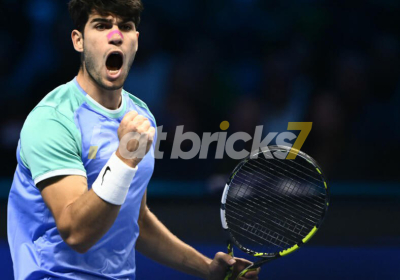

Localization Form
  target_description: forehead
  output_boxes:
[87,10,133,23]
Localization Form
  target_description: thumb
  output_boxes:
[214,252,236,267]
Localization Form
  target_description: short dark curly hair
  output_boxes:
[68,0,144,33]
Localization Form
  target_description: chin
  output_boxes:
[92,77,117,90]
[103,80,124,91]
[101,74,127,90]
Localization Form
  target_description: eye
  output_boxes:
[120,24,133,31]
[95,24,106,31]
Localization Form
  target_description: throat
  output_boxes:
[76,72,123,110]
[92,93,122,111]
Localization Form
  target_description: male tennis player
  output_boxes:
[7,1,260,279]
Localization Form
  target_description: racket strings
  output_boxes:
[228,178,318,234]
[227,213,289,252]
[226,194,306,252]
[255,159,326,202]
[230,194,304,238]
[227,179,316,245]
[238,168,324,216]
[260,151,322,181]
[240,159,326,217]
[227,214,288,249]
[227,199,303,242]
[252,158,326,198]
[243,161,326,205]
[225,155,327,254]
[228,179,317,229]
[236,169,323,218]
[228,218,288,252]
[254,158,325,192]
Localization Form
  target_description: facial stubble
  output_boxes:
[82,43,136,91]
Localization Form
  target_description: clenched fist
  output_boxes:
[116,110,156,168]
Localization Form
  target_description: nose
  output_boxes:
[107,29,124,45]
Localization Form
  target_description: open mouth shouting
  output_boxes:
[105,51,124,80]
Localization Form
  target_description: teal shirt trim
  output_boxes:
[72,78,127,119]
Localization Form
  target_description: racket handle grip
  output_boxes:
[224,267,234,280]
[236,267,258,279]
[224,242,234,280]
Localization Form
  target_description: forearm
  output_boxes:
[58,151,139,252]
[136,208,212,279]
[58,189,120,253]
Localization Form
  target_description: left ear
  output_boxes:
[135,31,139,52]
[72,29,84,53]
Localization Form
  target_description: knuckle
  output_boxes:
[124,110,137,119]
[135,114,145,120]
[128,123,138,131]
[133,117,145,125]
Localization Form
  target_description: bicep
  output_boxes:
[38,175,88,223]
[20,108,88,227]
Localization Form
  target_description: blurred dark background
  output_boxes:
[0,0,399,279]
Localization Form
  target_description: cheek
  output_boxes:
[128,34,138,48]
[85,34,105,51]
[125,39,138,60]
[85,39,104,61]
[132,42,138,52]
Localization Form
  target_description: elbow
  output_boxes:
[56,206,96,254]
[59,227,93,254]
[64,234,93,254]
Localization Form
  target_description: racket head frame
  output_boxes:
[220,145,330,261]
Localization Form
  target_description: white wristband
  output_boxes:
[92,152,138,205]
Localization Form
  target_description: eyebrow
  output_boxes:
[90,18,134,25]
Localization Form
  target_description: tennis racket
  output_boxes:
[220,145,329,279]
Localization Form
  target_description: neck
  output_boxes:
[76,68,122,110]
